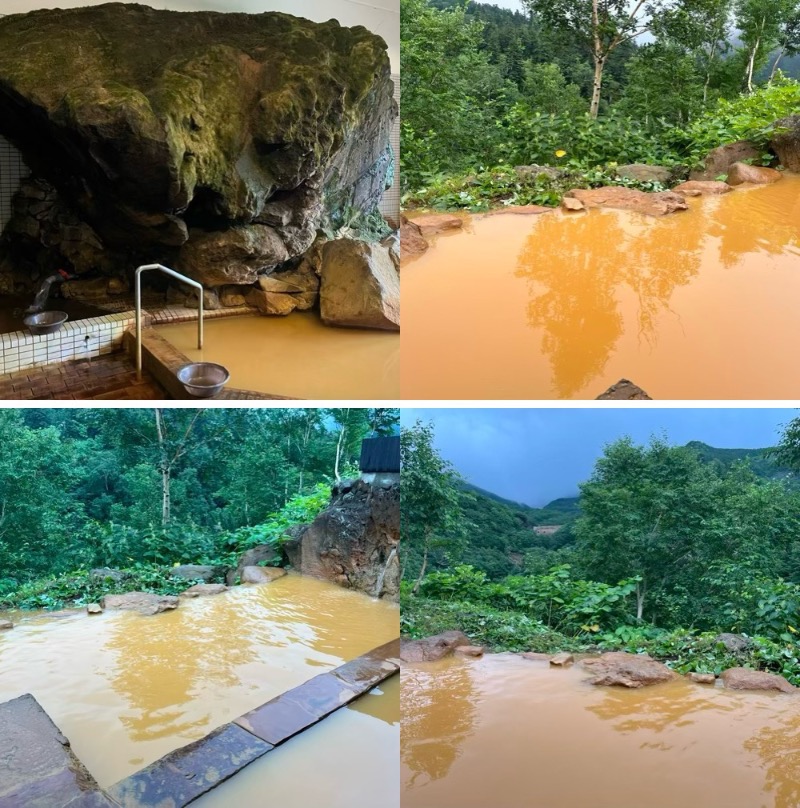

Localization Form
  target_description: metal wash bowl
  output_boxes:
[176,362,230,398]
[23,310,68,335]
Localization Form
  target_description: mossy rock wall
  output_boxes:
[0,3,395,287]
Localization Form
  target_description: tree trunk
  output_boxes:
[160,466,171,527]
[334,417,348,482]
[590,55,605,119]
[703,41,718,105]
[412,540,429,595]
[635,582,646,622]
[770,46,786,80]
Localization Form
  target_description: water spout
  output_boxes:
[374,546,397,599]
[26,269,73,313]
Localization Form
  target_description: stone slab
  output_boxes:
[332,655,399,690]
[235,672,360,746]
[0,694,109,808]
[106,723,272,808]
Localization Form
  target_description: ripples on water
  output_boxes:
[0,574,398,787]
[401,654,800,808]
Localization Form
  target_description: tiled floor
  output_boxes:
[0,354,170,400]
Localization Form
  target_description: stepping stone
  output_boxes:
[107,723,272,808]
[331,654,398,690]
[235,672,360,746]
[0,693,110,808]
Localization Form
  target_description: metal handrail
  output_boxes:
[135,263,203,381]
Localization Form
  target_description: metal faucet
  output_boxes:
[26,269,74,313]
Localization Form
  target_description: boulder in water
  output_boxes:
[86,604,103,615]
[726,163,782,185]
[100,592,179,615]
[690,141,762,181]
[455,645,485,657]
[0,620,12,630]
[687,672,716,684]
[239,566,287,584]
[564,187,687,216]
[673,180,733,196]
[180,583,229,598]
[400,631,472,663]
[549,652,575,667]
[411,213,465,238]
[770,115,800,171]
[284,477,399,601]
[720,667,796,694]
[400,215,429,264]
[319,238,400,331]
[582,652,678,688]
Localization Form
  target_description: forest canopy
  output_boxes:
[401,0,800,206]
[0,408,398,588]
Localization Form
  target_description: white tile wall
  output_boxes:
[0,311,135,374]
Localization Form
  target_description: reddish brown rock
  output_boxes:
[180,583,229,598]
[582,652,679,688]
[596,379,652,400]
[673,180,733,196]
[564,187,688,216]
[687,672,716,684]
[690,141,762,181]
[549,652,574,667]
[454,645,485,657]
[412,213,464,238]
[86,604,103,615]
[400,631,471,663]
[770,115,800,171]
[561,196,585,212]
[400,215,429,264]
[100,592,179,615]
[726,162,782,185]
[720,667,796,694]
[239,566,287,584]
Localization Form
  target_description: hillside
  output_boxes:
[449,440,794,580]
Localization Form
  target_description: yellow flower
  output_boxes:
[555,149,567,158]
[789,625,797,633]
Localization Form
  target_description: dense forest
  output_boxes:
[401,419,800,684]
[0,407,398,609]
[402,0,800,208]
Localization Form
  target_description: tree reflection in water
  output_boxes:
[745,710,800,808]
[515,207,705,397]
[401,659,478,791]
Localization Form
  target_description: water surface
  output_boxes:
[159,312,400,399]
[0,574,398,789]
[402,178,800,399]
[402,653,800,808]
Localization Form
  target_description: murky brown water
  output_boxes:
[158,312,400,399]
[0,575,398,791]
[402,178,800,399]
[197,673,400,808]
[402,653,800,808]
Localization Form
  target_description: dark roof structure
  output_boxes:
[359,436,400,473]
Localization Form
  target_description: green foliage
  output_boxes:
[681,76,800,166]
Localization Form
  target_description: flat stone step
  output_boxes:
[105,724,272,808]
[0,694,114,808]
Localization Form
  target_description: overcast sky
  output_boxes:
[401,409,796,507]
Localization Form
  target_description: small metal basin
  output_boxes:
[23,310,68,335]
[176,362,230,398]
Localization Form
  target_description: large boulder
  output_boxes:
[614,164,672,184]
[769,115,800,171]
[411,213,464,238]
[720,667,796,694]
[284,477,399,601]
[180,583,229,598]
[100,592,179,616]
[399,215,428,264]
[673,180,733,197]
[239,565,287,584]
[726,162,782,185]
[564,187,687,216]
[0,4,395,287]
[400,631,471,663]
[714,633,751,653]
[596,379,652,400]
[582,652,679,688]
[319,238,400,330]
[690,141,762,181]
